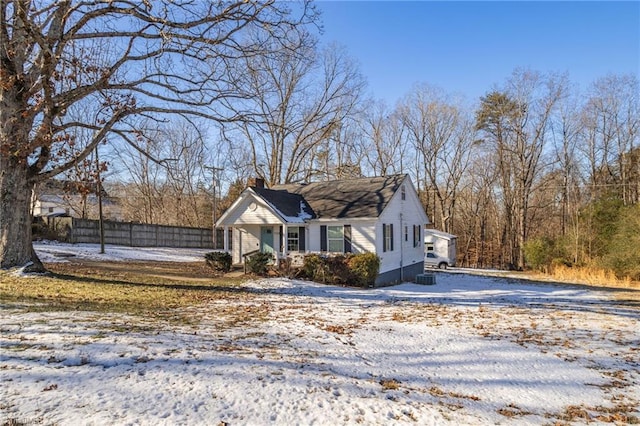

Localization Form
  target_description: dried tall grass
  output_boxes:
[552,265,637,289]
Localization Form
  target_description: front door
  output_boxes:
[260,226,274,254]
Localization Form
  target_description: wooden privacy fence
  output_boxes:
[48,217,215,249]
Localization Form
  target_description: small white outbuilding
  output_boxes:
[424,229,457,267]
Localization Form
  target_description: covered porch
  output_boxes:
[220,223,307,266]
[215,184,314,267]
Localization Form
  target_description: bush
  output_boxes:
[246,251,272,276]
[524,237,554,272]
[204,251,232,273]
[301,252,380,287]
[302,253,330,283]
[599,203,640,281]
[347,253,380,287]
[524,237,569,273]
[325,255,351,285]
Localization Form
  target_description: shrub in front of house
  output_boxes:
[302,253,330,283]
[204,251,232,273]
[246,252,272,276]
[346,252,380,287]
[301,252,380,287]
[325,254,352,285]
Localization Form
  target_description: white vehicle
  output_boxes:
[424,252,451,269]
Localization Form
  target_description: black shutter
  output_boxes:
[344,225,352,253]
[382,224,387,252]
[390,223,394,251]
[279,226,283,253]
[299,227,306,252]
[413,225,417,247]
[320,225,327,252]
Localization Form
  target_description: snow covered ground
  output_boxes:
[2,243,639,425]
[33,240,211,263]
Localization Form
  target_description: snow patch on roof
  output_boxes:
[261,198,313,224]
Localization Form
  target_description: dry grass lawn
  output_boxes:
[0,261,249,322]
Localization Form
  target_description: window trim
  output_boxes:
[327,225,344,253]
[413,225,421,248]
[287,227,299,252]
[383,223,394,252]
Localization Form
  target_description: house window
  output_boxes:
[383,223,394,252]
[48,207,54,213]
[413,225,421,247]
[401,185,406,200]
[404,225,408,242]
[287,227,299,252]
[327,225,344,252]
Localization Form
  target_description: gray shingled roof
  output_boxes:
[269,174,407,219]
[252,187,316,221]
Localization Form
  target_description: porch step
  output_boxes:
[415,273,436,285]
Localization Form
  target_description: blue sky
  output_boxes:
[316,1,640,106]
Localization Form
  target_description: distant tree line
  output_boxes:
[17,2,634,278]
[93,66,637,279]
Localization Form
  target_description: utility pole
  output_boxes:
[205,166,223,249]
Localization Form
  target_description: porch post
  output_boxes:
[281,223,288,266]
[223,226,229,252]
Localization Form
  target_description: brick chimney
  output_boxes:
[249,177,265,188]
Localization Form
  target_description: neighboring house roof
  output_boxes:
[37,195,66,204]
[251,187,316,223]
[424,229,457,240]
[271,174,407,219]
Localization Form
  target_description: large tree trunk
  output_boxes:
[0,160,44,272]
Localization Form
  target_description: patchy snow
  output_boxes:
[2,244,639,425]
[263,199,314,224]
[33,240,211,263]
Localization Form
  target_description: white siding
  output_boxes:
[377,179,429,274]
[232,225,261,264]
[32,200,66,217]
[351,222,376,253]
[306,221,376,253]
[224,196,282,225]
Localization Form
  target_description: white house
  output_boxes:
[32,193,70,217]
[424,228,457,267]
[215,174,429,286]
[32,179,122,220]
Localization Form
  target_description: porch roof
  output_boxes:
[252,187,316,223]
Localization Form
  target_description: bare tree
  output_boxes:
[0,0,317,270]
[476,70,566,269]
[579,74,639,205]
[457,151,500,268]
[301,118,364,181]
[221,40,365,186]
[162,122,211,228]
[111,128,168,225]
[399,84,475,233]
[359,101,407,177]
